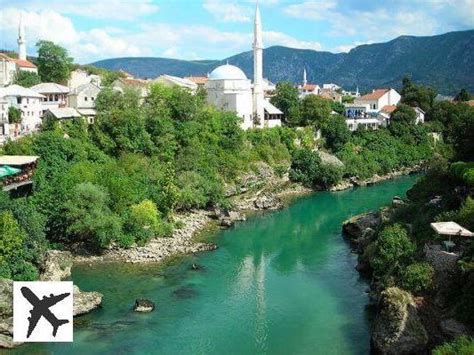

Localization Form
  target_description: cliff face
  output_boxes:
[92,30,474,95]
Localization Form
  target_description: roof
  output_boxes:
[0,155,39,166]
[300,84,318,91]
[47,107,81,119]
[184,76,208,85]
[14,58,37,68]
[70,82,101,95]
[208,64,247,81]
[157,74,197,89]
[263,99,283,115]
[0,85,45,98]
[0,53,14,62]
[115,77,149,87]
[380,105,397,113]
[77,108,97,116]
[413,106,425,114]
[360,89,390,101]
[31,83,69,94]
[466,100,474,107]
[431,222,474,237]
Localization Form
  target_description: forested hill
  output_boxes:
[92,30,474,95]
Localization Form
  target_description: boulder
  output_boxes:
[439,318,468,338]
[392,196,405,207]
[343,212,381,239]
[219,218,234,227]
[254,194,283,210]
[73,286,103,316]
[372,287,428,354]
[317,151,345,168]
[0,279,16,349]
[133,299,155,312]
[40,250,73,281]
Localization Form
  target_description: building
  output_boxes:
[322,83,341,91]
[45,107,82,121]
[155,74,198,92]
[68,82,100,122]
[298,68,320,98]
[67,69,101,91]
[356,88,401,112]
[414,107,425,124]
[0,17,37,87]
[205,4,282,129]
[184,76,208,87]
[112,77,150,98]
[0,85,44,139]
[319,88,342,103]
[31,83,69,115]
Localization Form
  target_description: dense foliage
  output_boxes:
[36,40,73,83]
[13,70,41,88]
[433,336,474,355]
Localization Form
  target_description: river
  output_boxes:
[18,175,418,355]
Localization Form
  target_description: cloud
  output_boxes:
[264,31,322,50]
[203,0,252,22]
[2,0,159,20]
[335,41,373,53]
[284,0,337,19]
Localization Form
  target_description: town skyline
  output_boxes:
[1,0,473,64]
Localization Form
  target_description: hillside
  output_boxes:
[92,30,474,94]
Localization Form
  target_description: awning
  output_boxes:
[263,100,283,115]
[0,165,21,178]
[430,222,474,237]
[0,155,39,166]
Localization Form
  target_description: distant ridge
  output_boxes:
[92,30,474,95]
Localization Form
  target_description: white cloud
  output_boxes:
[284,0,337,20]
[264,31,322,50]
[203,0,252,22]
[4,0,159,21]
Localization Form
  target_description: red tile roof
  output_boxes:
[300,84,318,91]
[360,88,390,101]
[380,105,397,113]
[13,58,37,68]
[184,76,208,85]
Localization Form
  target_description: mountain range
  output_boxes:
[92,30,474,95]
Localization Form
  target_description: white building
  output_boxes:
[355,88,401,112]
[414,107,425,124]
[68,83,100,122]
[0,17,37,87]
[298,68,320,98]
[67,69,101,91]
[323,83,341,91]
[155,74,198,92]
[205,4,282,129]
[0,85,44,139]
[46,107,81,121]
[31,83,69,115]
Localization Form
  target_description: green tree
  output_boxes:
[270,82,301,126]
[331,101,345,115]
[391,104,417,125]
[401,76,437,112]
[13,70,41,87]
[372,224,415,277]
[433,336,474,355]
[36,40,73,83]
[322,115,350,152]
[65,183,122,250]
[401,262,434,293]
[8,106,21,124]
[454,88,471,102]
[300,95,332,127]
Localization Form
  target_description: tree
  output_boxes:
[270,82,301,126]
[65,183,122,250]
[401,262,434,293]
[36,40,73,83]
[322,115,350,152]
[454,88,471,102]
[391,104,417,125]
[300,95,332,127]
[8,106,21,124]
[372,224,415,277]
[331,101,345,115]
[13,70,41,87]
[400,76,437,112]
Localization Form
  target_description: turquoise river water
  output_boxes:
[17,175,418,355]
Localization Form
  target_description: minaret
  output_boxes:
[18,14,27,61]
[253,2,264,128]
[303,67,307,87]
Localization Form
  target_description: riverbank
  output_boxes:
[73,163,423,265]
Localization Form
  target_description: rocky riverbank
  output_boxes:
[0,251,102,348]
[74,162,312,264]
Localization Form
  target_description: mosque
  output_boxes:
[205,4,282,130]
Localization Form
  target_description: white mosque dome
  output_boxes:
[208,64,247,80]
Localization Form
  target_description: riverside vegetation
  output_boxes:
[0,42,471,283]
[341,88,474,351]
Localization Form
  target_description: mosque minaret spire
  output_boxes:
[18,13,27,61]
[253,1,264,128]
[303,67,307,87]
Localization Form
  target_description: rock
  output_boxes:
[372,287,428,354]
[173,286,198,299]
[439,318,468,338]
[73,286,103,316]
[40,250,73,281]
[190,263,204,271]
[0,279,17,349]
[317,150,345,168]
[219,218,234,227]
[254,194,283,210]
[330,180,353,191]
[392,196,405,207]
[133,299,155,313]
[343,212,381,240]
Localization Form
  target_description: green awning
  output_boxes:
[0,165,21,178]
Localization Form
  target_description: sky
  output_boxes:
[1,0,473,64]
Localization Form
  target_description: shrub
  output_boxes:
[126,200,162,245]
[372,224,416,278]
[401,262,434,293]
[433,336,474,355]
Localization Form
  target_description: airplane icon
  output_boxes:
[20,286,70,338]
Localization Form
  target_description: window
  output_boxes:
[55,94,59,101]
[84,97,88,101]
[91,97,95,101]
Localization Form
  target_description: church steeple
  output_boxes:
[253,1,264,128]
[18,13,27,61]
